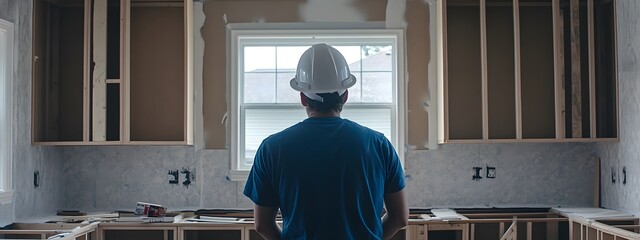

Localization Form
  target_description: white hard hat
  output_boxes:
[290,43,357,102]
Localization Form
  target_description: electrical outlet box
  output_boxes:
[472,167,483,181]
[486,166,496,178]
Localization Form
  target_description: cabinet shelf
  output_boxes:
[437,0,618,144]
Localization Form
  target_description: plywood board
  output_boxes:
[129,6,184,141]
[447,4,483,140]
[487,0,516,139]
[520,5,556,139]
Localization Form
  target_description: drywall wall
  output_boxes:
[202,0,430,149]
[61,143,596,210]
[0,0,65,224]
[597,0,640,215]
[53,0,596,212]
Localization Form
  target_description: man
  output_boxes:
[243,43,408,240]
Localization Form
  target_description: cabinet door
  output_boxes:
[33,0,87,143]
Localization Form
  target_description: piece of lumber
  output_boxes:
[92,0,107,141]
[570,0,582,138]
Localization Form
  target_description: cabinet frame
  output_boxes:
[437,0,619,144]
[31,0,193,146]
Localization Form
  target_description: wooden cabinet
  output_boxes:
[437,0,618,143]
[32,0,193,145]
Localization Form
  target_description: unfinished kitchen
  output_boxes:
[0,0,637,239]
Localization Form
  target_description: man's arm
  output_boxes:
[382,189,409,240]
[254,204,282,240]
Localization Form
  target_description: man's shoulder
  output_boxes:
[342,119,386,138]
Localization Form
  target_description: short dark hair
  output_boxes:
[303,92,347,113]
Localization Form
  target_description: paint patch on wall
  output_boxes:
[299,0,367,22]
[385,0,407,28]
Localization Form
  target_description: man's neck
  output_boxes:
[307,110,340,118]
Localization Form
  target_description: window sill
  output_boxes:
[0,190,14,205]
[228,170,249,182]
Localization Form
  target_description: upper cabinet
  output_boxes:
[32,0,193,145]
[437,0,618,143]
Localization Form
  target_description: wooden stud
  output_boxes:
[92,0,107,141]
[124,0,131,143]
[548,215,560,240]
[553,0,566,139]
[83,0,91,142]
[570,220,575,240]
[527,222,533,240]
[588,0,596,138]
[440,0,450,143]
[513,0,523,139]
[463,223,469,240]
[470,223,475,240]
[570,0,582,138]
[480,0,489,140]
[185,0,194,145]
[105,79,121,84]
[120,0,126,143]
[613,0,620,139]
[30,0,38,143]
[500,222,505,236]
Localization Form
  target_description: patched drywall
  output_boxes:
[407,143,596,207]
[0,0,65,224]
[300,0,367,22]
[61,143,595,210]
[596,0,640,215]
[200,0,437,149]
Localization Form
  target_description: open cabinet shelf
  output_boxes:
[438,0,618,143]
[32,0,193,146]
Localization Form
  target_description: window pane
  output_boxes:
[243,107,392,169]
[243,108,307,168]
[362,72,393,103]
[244,46,275,72]
[276,46,308,70]
[335,46,362,71]
[362,46,392,71]
[342,108,392,141]
[276,72,299,103]
[348,71,362,103]
[244,72,276,103]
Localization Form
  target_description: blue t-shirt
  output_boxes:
[243,117,405,240]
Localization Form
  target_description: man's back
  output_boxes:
[244,117,405,240]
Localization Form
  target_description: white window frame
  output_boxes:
[0,18,14,204]
[228,26,406,181]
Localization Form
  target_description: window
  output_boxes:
[229,29,405,180]
[0,18,14,204]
